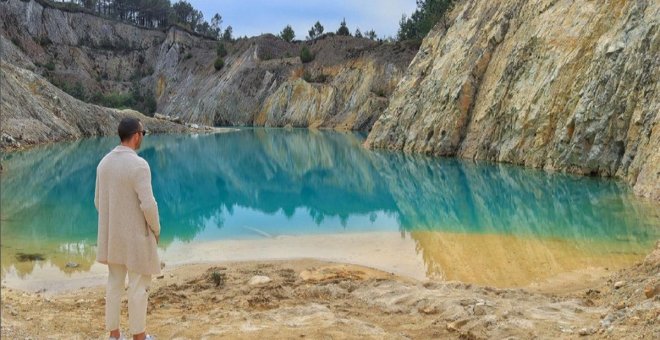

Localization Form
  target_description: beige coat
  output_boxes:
[95,145,161,275]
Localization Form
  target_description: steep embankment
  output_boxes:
[167,34,416,130]
[0,0,416,139]
[366,0,659,200]
[0,45,186,150]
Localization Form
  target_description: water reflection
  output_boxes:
[1,129,658,285]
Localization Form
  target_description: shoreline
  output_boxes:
[1,243,658,338]
[0,126,238,154]
[2,231,652,296]
[2,128,658,202]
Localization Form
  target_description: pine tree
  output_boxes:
[336,18,350,36]
[280,25,295,42]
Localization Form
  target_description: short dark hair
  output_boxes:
[118,117,142,141]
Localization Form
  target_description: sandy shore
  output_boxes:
[2,231,647,295]
[2,241,659,339]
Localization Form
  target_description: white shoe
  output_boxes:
[145,335,156,340]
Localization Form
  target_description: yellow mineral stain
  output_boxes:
[410,231,647,288]
[156,74,166,98]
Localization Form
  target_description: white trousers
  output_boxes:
[106,264,152,335]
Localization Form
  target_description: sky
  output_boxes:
[187,0,418,40]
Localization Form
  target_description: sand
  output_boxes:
[2,231,648,294]
[2,241,659,339]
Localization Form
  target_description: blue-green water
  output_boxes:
[1,129,659,286]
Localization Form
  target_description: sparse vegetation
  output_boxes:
[10,37,21,49]
[67,81,87,100]
[336,18,351,36]
[300,46,314,63]
[210,270,226,287]
[280,25,295,42]
[214,57,225,70]
[216,43,228,57]
[302,71,329,83]
[46,75,157,114]
[34,36,52,46]
[91,92,132,109]
[98,37,114,50]
[307,21,324,40]
[398,0,456,41]
[222,26,233,42]
[44,60,56,71]
[373,87,387,97]
[30,0,227,39]
[185,52,193,60]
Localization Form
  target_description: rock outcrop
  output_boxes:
[0,0,416,133]
[366,0,659,200]
[0,50,186,150]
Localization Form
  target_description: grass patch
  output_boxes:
[210,271,226,287]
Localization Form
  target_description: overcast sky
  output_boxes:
[187,0,418,39]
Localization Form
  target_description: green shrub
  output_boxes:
[214,57,225,70]
[49,78,87,101]
[92,92,134,109]
[68,82,87,100]
[185,52,193,60]
[98,37,114,50]
[45,60,56,71]
[300,46,314,63]
[210,271,226,287]
[302,71,328,83]
[90,89,156,114]
[216,43,228,57]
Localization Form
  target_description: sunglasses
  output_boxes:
[135,130,147,136]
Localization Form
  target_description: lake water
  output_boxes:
[1,129,659,290]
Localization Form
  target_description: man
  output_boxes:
[95,117,160,340]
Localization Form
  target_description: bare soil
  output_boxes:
[1,243,658,339]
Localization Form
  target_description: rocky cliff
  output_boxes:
[366,0,659,200]
[0,53,186,150]
[0,0,416,135]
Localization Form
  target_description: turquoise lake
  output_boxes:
[1,129,659,289]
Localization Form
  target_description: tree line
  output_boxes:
[49,0,230,39]
[278,19,378,43]
[279,0,456,45]
[397,0,456,41]
[48,0,455,44]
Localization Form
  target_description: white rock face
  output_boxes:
[366,0,659,200]
[0,60,186,149]
[0,0,415,132]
